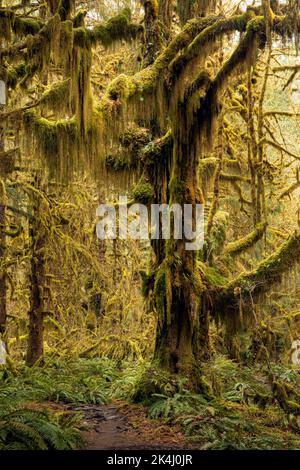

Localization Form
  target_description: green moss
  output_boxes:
[141,131,172,166]
[154,267,167,315]
[198,262,228,287]
[23,110,78,180]
[168,177,186,203]
[105,153,132,171]
[131,179,154,204]
[73,9,142,49]
[102,14,221,107]
[224,222,267,257]
[13,17,43,37]
[39,79,71,111]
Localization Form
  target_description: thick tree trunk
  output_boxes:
[152,97,207,380]
[26,191,46,367]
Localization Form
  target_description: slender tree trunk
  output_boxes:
[142,0,161,66]
[0,121,6,336]
[159,0,173,40]
[0,182,6,336]
[26,184,46,366]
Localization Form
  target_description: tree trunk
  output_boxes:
[159,0,173,40]
[142,1,161,66]
[0,186,6,336]
[0,128,6,336]
[151,95,207,381]
[26,187,46,367]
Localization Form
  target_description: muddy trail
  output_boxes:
[63,402,190,450]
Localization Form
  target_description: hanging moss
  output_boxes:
[6,62,27,89]
[70,36,93,136]
[224,222,267,257]
[102,14,220,108]
[59,20,73,72]
[26,14,61,74]
[39,79,71,112]
[23,110,78,180]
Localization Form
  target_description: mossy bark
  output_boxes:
[26,187,46,367]
[142,0,161,66]
[0,182,6,336]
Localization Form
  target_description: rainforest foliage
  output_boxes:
[0,0,300,450]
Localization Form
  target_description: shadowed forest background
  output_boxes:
[1,0,300,450]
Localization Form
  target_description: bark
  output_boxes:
[0,185,6,336]
[142,0,161,66]
[26,186,46,366]
[151,79,207,380]
[159,0,173,39]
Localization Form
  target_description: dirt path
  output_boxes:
[63,402,189,450]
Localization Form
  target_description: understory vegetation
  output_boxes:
[1,356,300,449]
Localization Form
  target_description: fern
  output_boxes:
[0,407,82,450]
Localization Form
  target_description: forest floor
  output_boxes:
[50,401,189,450]
[82,402,188,450]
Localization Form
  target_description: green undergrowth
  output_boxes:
[0,358,119,449]
[0,407,81,450]
[111,357,300,449]
[0,358,118,407]
[1,356,300,449]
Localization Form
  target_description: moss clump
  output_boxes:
[121,125,150,150]
[198,262,228,287]
[105,74,137,102]
[6,62,27,89]
[131,179,154,204]
[141,131,172,166]
[73,9,142,50]
[13,17,43,37]
[92,8,142,46]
